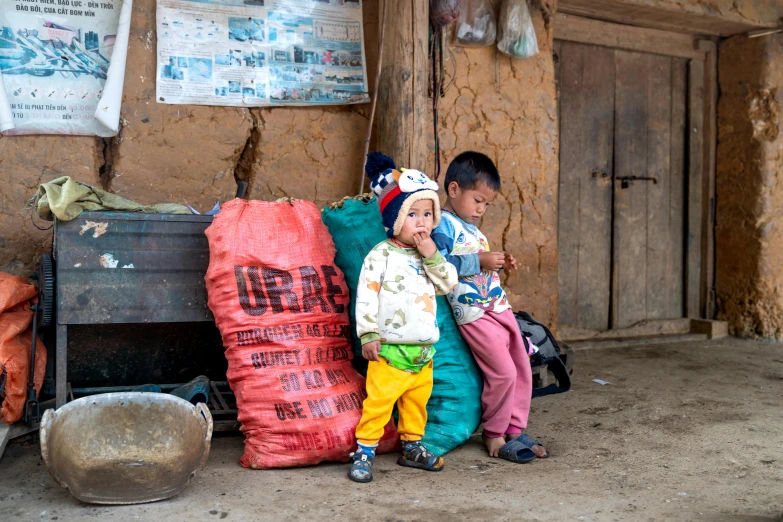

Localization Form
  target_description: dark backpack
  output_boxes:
[514,311,572,397]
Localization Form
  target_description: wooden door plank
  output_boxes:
[556,41,579,328]
[701,40,718,319]
[669,58,688,318]
[612,50,649,329]
[575,46,615,331]
[686,59,705,318]
[645,54,673,319]
[555,13,706,60]
[557,42,615,330]
[554,41,562,130]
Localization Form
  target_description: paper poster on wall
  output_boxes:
[0,0,131,136]
[155,0,369,107]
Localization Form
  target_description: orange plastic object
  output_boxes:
[0,272,46,424]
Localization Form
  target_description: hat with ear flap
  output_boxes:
[365,152,441,238]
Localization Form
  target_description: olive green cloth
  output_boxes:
[29,176,190,221]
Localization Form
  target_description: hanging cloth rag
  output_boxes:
[28,176,191,222]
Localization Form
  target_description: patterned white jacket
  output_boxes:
[355,239,458,346]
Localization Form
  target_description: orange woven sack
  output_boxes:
[0,273,46,424]
[205,199,398,469]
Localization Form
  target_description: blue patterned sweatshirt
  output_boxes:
[431,210,511,325]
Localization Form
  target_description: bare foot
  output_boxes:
[482,434,506,457]
[531,443,547,457]
[525,433,549,457]
[508,432,549,458]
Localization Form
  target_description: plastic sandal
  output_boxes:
[397,442,444,471]
[515,434,550,458]
[498,438,536,463]
[169,375,210,405]
[348,452,374,483]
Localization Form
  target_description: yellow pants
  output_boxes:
[356,357,433,446]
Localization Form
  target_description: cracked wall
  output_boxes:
[429,1,559,327]
[716,33,783,338]
[241,105,371,207]
[0,136,99,275]
[0,0,379,277]
[108,0,255,209]
[97,0,382,209]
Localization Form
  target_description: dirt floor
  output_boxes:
[2,336,783,521]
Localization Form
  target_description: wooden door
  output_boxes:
[556,41,688,331]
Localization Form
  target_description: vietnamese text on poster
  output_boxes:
[0,0,131,135]
[155,0,369,107]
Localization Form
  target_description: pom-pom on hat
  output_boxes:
[365,152,441,238]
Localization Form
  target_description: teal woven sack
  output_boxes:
[322,196,483,456]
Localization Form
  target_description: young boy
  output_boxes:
[432,151,549,463]
[349,153,458,483]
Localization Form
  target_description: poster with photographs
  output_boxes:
[0,0,131,135]
[155,0,369,107]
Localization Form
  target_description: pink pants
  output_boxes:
[459,309,532,439]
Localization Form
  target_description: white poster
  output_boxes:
[155,0,369,106]
[0,0,131,136]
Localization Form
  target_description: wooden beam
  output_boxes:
[555,13,705,60]
[375,0,430,169]
[411,0,429,169]
[557,0,778,37]
[685,59,705,319]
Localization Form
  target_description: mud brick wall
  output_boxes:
[0,0,379,274]
[0,136,100,275]
[0,0,561,326]
[429,3,559,326]
[716,33,783,338]
[109,0,382,209]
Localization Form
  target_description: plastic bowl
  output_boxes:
[40,392,213,504]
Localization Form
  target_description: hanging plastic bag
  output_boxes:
[497,0,539,58]
[430,0,462,28]
[453,0,496,47]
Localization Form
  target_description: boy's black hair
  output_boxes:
[444,151,501,191]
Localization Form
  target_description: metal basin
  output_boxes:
[40,393,213,504]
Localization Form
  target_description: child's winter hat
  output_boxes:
[365,152,441,238]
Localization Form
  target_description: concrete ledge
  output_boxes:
[560,319,730,350]
[559,318,691,342]
[565,333,709,351]
[690,319,729,339]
